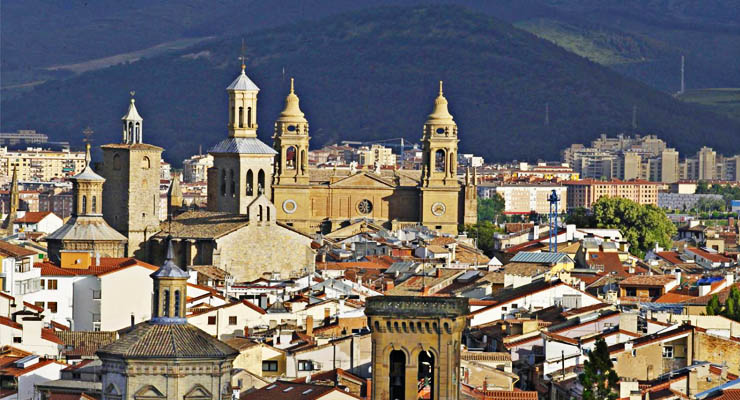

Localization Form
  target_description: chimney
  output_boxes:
[95,252,100,266]
[726,272,735,286]
[436,268,442,278]
[243,326,250,337]
[698,283,711,297]
[306,315,314,337]
[384,280,394,292]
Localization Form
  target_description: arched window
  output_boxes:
[435,149,446,172]
[174,290,181,317]
[258,170,265,195]
[246,170,254,196]
[135,123,141,142]
[163,289,170,317]
[230,102,234,125]
[286,146,297,169]
[141,156,151,169]
[300,149,307,172]
[113,153,121,170]
[258,205,263,221]
[389,350,406,400]
[418,351,434,399]
[92,196,97,213]
[247,107,252,128]
[229,169,235,196]
[266,206,270,221]
[238,106,244,128]
[81,195,87,214]
[221,169,226,196]
[128,122,133,139]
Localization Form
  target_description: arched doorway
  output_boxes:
[389,350,406,400]
[418,350,434,399]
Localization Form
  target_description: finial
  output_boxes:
[165,234,174,261]
[129,90,135,103]
[439,80,444,96]
[290,77,295,94]
[239,38,247,71]
[85,143,91,165]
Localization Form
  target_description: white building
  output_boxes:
[479,184,567,215]
[0,353,66,400]
[0,242,40,300]
[182,154,213,183]
[358,145,396,167]
[12,211,63,235]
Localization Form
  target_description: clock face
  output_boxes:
[282,199,297,214]
[432,202,446,216]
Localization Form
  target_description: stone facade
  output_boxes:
[366,296,469,400]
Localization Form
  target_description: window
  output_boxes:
[662,345,673,358]
[40,280,45,289]
[239,106,244,128]
[208,316,216,325]
[258,170,265,195]
[34,301,44,309]
[286,146,297,169]
[262,361,278,372]
[13,337,21,343]
[246,170,254,196]
[229,316,237,325]
[48,302,58,313]
[163,289,170,317]
[626,288,637,297]
[92,196,97,213]
[92,290,101,299]
[174,290,181,317]
[435,149,446,172]
[298,360,314,371]
[48,279,58,290]
[81,195,87,214]
[247,107,252,128]
[141,156,151,169]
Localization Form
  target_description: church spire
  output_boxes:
[121,91,143,144]
[426,80,454,125]
[277,78,307,122]
[226,57,260,138]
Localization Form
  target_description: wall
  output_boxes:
[99,265,153,331]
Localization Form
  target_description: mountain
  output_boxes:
[2,6,740,165]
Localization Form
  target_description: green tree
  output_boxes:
[706,294,722,316]
[463,221,503,256]
[722,286,740,322]
[565,207,595,227]
[592,197,676,258]
[579,338,619,400]
[478,195,505,223]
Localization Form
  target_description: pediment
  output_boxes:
[105,383,121,395]
[330,172,395,189]
[184,384,212,399]
[134,385,165,399]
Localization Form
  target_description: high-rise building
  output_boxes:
[563,179,659,209]
[698,146,716,180]
[182,154,213,183]
[0,146,85,181]
[358,144,396,167]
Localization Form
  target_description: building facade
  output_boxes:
[0,146,85,181]
[563,179,659,209]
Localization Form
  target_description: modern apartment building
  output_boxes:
[358,144,396,167]
[479,183,567,214]
[563,179,659,209]
[0,147,85,181]
[182,154,213,183]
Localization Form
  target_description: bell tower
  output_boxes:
[366,296,468,400]
[274,78,310,185]
[100,93,163,259]
[207,61,277,215]
[420,81,460,234]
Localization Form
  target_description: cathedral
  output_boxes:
[210,64,477,236]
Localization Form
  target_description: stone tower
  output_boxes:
[100,95,164,259]
[272,78,312,230]
[46,145,127,263]
[459,167,478,226]
[4,167,19,235]
[366,296,468,400]
[420,81,461,234]
[207,63,277,214]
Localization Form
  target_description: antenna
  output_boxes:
[545,102,550,127]
[680,55,685,94]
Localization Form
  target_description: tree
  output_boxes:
[462,221,503,256]
[478,195,505,223]
[579,338,619,400]
[565,207,595,227]
[592,197,676,258]
[706,294,722,316]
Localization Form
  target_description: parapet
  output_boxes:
[365,296,469,318]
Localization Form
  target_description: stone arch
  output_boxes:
[285,146,297,169]
[239,106,244,128]
[258,169,265,194]
[113,153,121,170]
[435,149,446,172]
[141,156,151,169]
[246,170,254,196]
[382,343,411,362]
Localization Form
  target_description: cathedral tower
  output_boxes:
[100,94,164,259]
[272,78,312,230]
[366,296,468,400]
[420,82,461,234]
[208,63,277,214]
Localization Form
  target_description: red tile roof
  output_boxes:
[35,258,157,277]
[687,247,732,263]
[0,356,63,377]
[656,251,685,265]
[0,241,38,257]
[14,211,55,224]
[708,389,740,400]
[619,275,676,287]
[239,381,356,400]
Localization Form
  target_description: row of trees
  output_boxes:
[696,181,740,207]
[706,286,740,322]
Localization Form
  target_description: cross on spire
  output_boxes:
[238,38,248,71]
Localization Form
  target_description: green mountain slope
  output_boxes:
[2,6,739,165]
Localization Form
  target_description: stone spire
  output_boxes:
[277,78,307,123]
[426,81,455,125]
[121,92,143,144]
[150,237,189,324]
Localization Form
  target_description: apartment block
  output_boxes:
[0,147,85,181]
[563,179,659,209]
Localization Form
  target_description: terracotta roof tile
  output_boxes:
[619,275,676,287]
[14,211,55,224]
